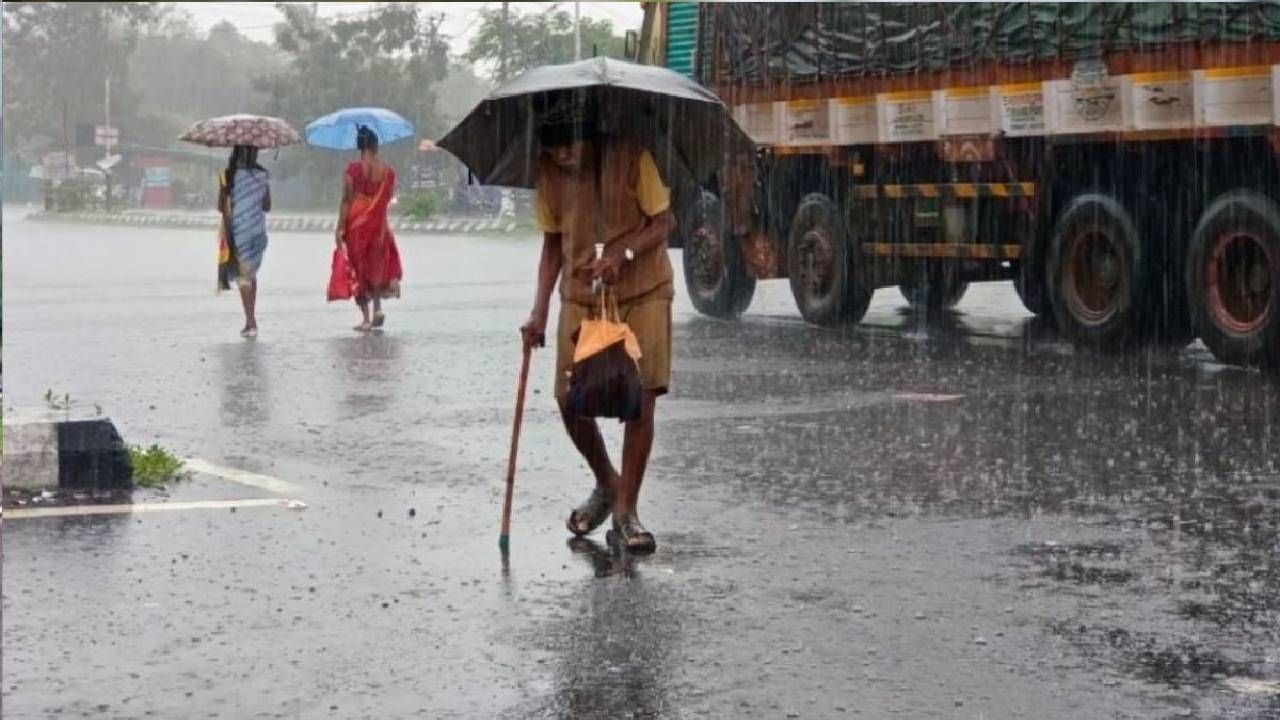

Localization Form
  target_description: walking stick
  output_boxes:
[499,342,533,553]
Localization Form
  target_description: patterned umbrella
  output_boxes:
[179,114,302,149]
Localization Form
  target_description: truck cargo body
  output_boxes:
[642,2,1280,366]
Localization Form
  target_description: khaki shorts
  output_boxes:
[555,293,673,403]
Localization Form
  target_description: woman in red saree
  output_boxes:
[336,125,403,332]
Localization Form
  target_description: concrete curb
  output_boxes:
[3,410,132,492]
[26,211,523,236]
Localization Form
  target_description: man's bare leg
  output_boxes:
[560,401,621,534]
[559,401,620,490]
[615,390,657,519]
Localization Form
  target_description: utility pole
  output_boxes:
[104,75,113,211]
[500,1,509,82]
[62,100,70,178]
[574,2,582,61]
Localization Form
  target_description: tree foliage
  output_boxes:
[435,62,493,129]
[1,1,474,206]
[253,3,451,192]
[465,5,627,83]
[2,2,162,161]
[128,21,285,149]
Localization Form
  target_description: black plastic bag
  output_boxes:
[566,331,644,421]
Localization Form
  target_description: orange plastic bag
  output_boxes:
[566,290,644,420]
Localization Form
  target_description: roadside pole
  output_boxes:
[104,77,112,212]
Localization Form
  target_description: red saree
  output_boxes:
[344,161,403,300]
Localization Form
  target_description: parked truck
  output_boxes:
[635,3,1280,366]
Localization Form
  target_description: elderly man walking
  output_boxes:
[519,106,676,554]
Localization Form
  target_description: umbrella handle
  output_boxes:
[591,242,605,295]
[499,343,533,552]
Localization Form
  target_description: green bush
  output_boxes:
[50,178,95,212]
[130,444,187,488]
[400,189,446,221]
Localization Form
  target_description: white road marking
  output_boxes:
[1224,677,1280,696]
[182,458,302,495]
[5,498,307,520]
[892,393,964,402]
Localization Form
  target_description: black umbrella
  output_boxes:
[438,57,753,190]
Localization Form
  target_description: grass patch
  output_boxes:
[130,444,187,488]
[399,189,447,221]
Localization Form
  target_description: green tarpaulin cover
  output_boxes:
[706,3,1280,85]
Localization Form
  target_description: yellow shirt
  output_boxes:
[534,140,674,304]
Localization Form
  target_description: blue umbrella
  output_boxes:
[304,107,414,150]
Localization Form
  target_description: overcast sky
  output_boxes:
[180,2,645,50]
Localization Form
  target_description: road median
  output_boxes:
[2,407,133,494]
[25,210,522,235]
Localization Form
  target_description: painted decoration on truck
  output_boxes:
[1130,71,1193,130]
[1047,61,1128,134]
[994,83,1045,136]
[877,91,938,143]
[734,103,780,144]
[1071,60,1118,121]
[1195,67,1272,127]
[938,86,994,136]
[832,96,877,144]
[737,63,1280,148]
[781,99,833,146]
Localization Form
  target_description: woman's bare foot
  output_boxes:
[240,323,258,338]
[353,321,372,333]
[372,311,386,328]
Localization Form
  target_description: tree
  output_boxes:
[253,2,451,198]
[435,62,493,129]
[155,3,199,40]
[465,5,627,83]
[128,21,285,147]
[2,2,162,163]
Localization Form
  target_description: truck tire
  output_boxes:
[899,274,968,312]
[1046,193,1145,348]
[681,190,755,319]
[1185,190,1280,366]
[787,193,872,327]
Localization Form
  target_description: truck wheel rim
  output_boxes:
[1207,230,1274,335]
[689,223,724,292]
[1064,228,1125,325]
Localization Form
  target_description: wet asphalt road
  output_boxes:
[3,212,1280,719]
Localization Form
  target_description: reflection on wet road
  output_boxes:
[3,216,1279,718]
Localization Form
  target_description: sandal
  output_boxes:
[610,513,657,554]
[372,312,386,328]
[566,486,615,537]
